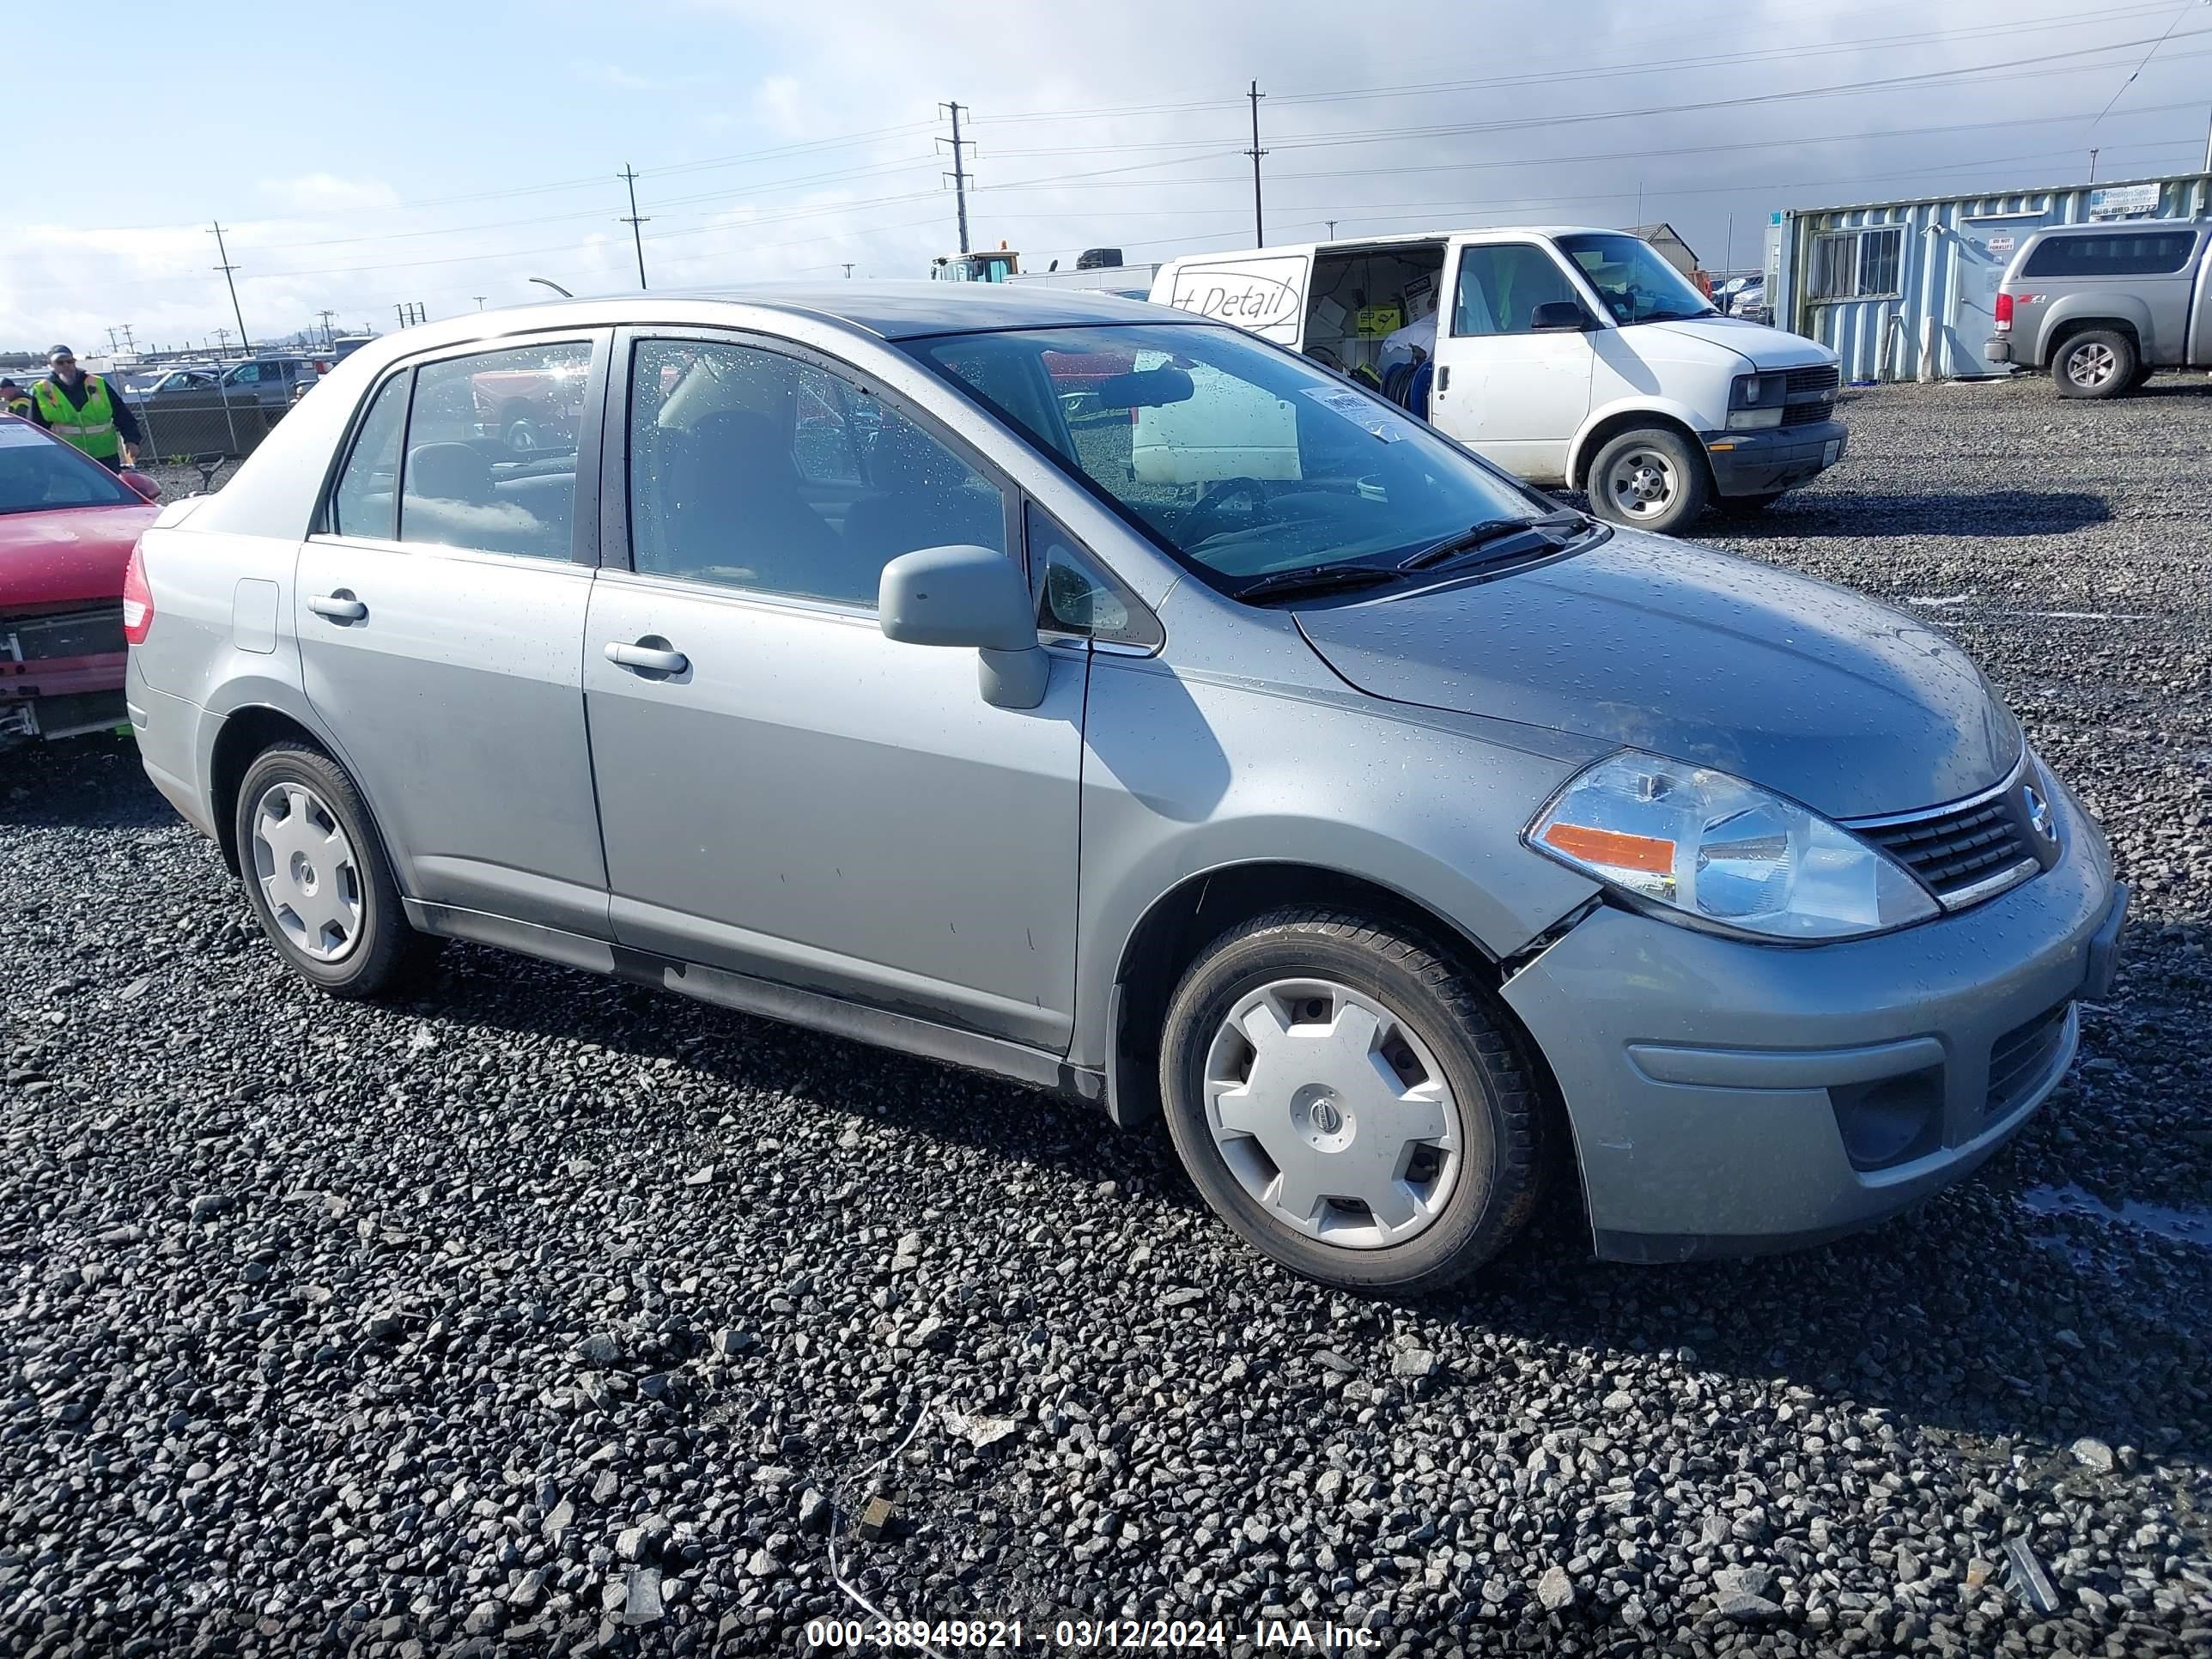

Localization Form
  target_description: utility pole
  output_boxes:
[2089,147,2100,184]
[106,326,122,356]
[119,324,135,353]
[1325,220,1338,240]
[939,102,974,256]
[2203,104,2211,173]
[618,164,650,289]
[211,327,233,355]
[209,222,252,353]
[473,295,487,309]
[1244,81,1267,246]
[316,308,337,349]
[842,263,855,278]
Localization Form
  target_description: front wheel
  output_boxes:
[233,742,436,999]
[1587,427,1711,535]
[1158,909,1547,1293]
[2052,329,2136,399]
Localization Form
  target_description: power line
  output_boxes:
[2087,0,2203,130]
[618,164,650,289]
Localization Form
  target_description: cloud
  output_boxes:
[575,62,659,92]
[258,174,401,213]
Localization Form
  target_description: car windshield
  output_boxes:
[1556,233,1717,325]
[0,423,139,515]
[907,322,1556,589]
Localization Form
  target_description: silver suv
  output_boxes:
[1985,218,2212,396]
[125,284,2127,1291]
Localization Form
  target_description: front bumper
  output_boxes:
[1500,779,2123,1261]
[1704,419,1847,497]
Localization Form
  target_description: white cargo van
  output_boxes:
[1148,228,1847,534]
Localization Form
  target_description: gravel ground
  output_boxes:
[6,374,2211,1658]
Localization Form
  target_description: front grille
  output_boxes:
[5,607,126,662]
[1986,1002,2072,1118]
[1856,791,2034,901]
[1781,399,1836,427]
[1785,364,1841,396]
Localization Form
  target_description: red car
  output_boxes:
[0,416,161,745]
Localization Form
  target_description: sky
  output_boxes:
[4,0,2210,357]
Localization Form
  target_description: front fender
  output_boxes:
[1070,654,1604,1069]
[1568,395,1718,486]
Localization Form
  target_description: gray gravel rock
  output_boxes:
[3,380,2209,1653]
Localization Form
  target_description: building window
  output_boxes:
[1809,227,1904,301]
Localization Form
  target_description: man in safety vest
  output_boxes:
[27,345,143,471]
[0,379,31,418]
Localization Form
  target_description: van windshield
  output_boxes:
[1555,233,1717,325]
[908,322,1560,592]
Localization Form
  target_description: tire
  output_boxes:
[1715,490,1786,519]
[1587,426,1711,535]
[232,742,435,999]
[2051,329,2136,399]
[1158,908,1547,1294]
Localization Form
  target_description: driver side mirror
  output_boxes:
[878,544,1048,710]
[1529,301,1594,332]
[119,470,161,501]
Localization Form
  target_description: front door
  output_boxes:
[1951,215,2045,378]
[1427,239,1596,483]
[582,333,1086,1051]
[295,333,610,937]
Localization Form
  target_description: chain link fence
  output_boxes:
[125,391,290,463]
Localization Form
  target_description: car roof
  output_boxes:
[2026,218,2207,237]
[632,279,1191,340]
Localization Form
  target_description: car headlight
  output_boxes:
[1726,373,1784,430]
[1527,750,1940,940]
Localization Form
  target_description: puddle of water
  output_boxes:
[2018,1183,2212,1249]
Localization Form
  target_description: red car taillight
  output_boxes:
[122,543,155,644]
[1993,291,2014,331]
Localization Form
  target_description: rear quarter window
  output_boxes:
[2021,232,2199,278]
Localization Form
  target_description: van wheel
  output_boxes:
[1588,427,1710,535]
[233,742,435,999]
[2053,330,2136,398]
[1158,908,1547,1294]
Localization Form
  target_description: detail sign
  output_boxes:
[1164,255,1309,343]
[2087,183,2161,220]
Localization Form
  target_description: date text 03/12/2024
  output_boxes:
[802,1617,1380,1650]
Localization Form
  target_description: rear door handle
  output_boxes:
[605,640,690,675]
[1437,365,1451,392]
[307,592,368,622]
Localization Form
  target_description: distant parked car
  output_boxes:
[0,416,160,744]
[215,356,327,410]
[137,366,227,401]
[1985,218,2212,397]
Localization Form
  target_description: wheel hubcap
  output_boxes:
[1203,979,1462,1249]
[2070,343,2116,387]
[251,781,363,963]
[1605,448,1677,518]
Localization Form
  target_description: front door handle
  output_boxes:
[605,639,690,675]
[307,591,368,622]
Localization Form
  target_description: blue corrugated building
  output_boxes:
[1772,169,2212,382]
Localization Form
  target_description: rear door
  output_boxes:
[295,331,611,937]
[582,329,1086,1051]
[1427,236,1595,482]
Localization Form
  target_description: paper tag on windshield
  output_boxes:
[1300,385,1413,443]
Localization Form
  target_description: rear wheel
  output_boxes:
[233,743,435,998]
[1158,908,1547,1293]
[2052,329,2136,399]
[1587,427,1711,535]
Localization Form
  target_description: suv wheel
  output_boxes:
[2053,329,2136,399]
[1158,908,1547,1293]
[233,742,434,998]
[1588,427,1710,535]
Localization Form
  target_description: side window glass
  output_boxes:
[628,338,1006,607]
[1452,246,1579,337]
[1026,502,1161,649]
[329,371,410,540]
[230,363,260,385]
[398,340,589,561]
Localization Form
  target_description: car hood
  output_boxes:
[0,504,156,610]
[1637,315,1837,369]
[1293,531,2020,819]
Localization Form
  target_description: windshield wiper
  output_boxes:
[1397,511,1592,571]
[1234,562,1407,603]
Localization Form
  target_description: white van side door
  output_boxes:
[1428,235,1599,483]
